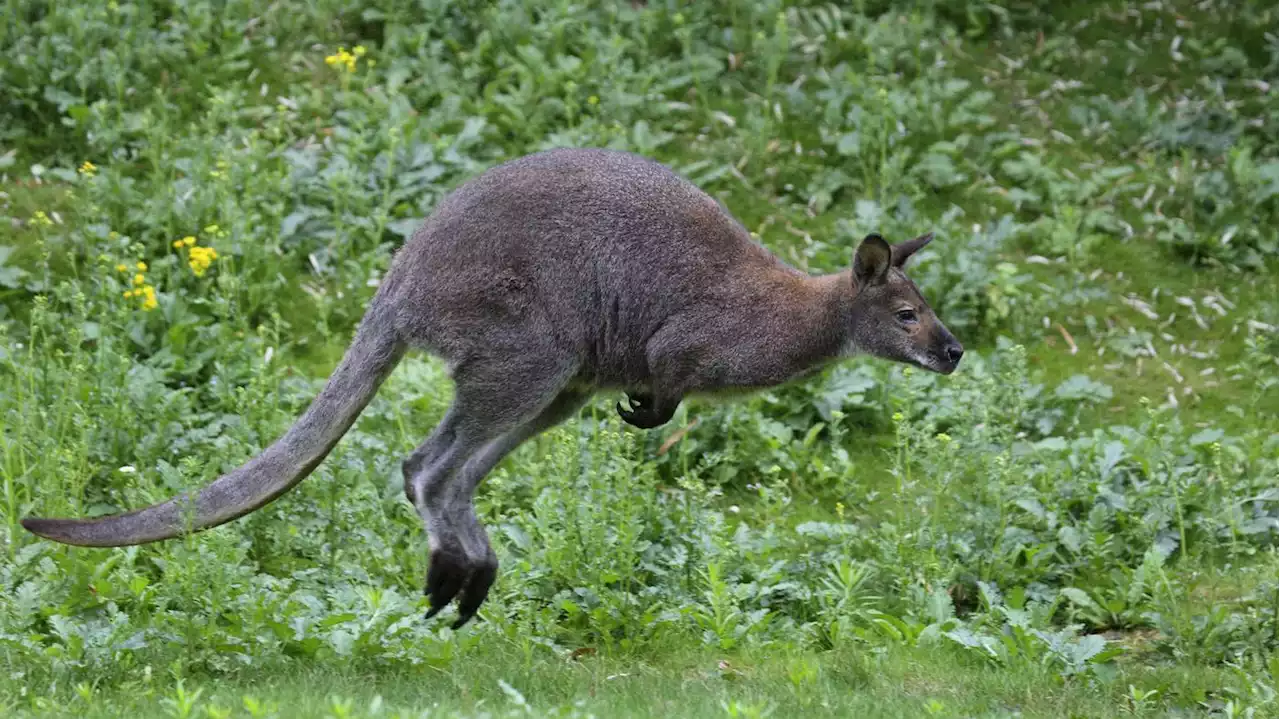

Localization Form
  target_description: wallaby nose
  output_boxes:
[945,344,964,364]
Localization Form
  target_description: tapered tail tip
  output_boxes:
[21,517,92,546]
[23,516,60,536]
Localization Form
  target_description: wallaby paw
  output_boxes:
[423,547,497,629]
[616,393,668,429]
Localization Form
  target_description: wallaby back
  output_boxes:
[379,148,818,391]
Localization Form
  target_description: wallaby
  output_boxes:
[23,147,963,628]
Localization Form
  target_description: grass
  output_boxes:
[18,642,1268,719]
[0,1,1276,717]
[7,644,1177,716]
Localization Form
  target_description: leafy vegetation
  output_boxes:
[1,1,1276,717]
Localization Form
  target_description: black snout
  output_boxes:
[945,344,964,365]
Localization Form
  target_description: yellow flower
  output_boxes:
[133,273,146,286]
[123,283,158,310]
[353,45,367,57]
[892,412,905,423]
[188,245,218,277]
[181,236,197,247]
[30,211,53,228]
[78,160,97,177]
[115,264,128,273]
[325,47,358,73]
[136,261,147,271]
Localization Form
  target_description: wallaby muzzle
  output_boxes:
[933,326,964,375]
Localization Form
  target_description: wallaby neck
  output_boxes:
[716,267,853,390]
[799,270,856,364]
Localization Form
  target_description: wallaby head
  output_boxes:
[846,232,963,374]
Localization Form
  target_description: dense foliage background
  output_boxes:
[0,1,1276,716]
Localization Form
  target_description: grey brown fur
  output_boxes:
[23,148,963,628]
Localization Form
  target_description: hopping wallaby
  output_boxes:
[23,147,963,628]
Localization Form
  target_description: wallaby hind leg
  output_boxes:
[401,405,459,504]
[427,388,589,626]
[404,356,585,627]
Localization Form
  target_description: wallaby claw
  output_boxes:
[452,562,496,629]
[423,547,497,629]
[616,393,669,429]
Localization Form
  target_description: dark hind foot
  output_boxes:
[423,543,498,629]
[616,392,674,429]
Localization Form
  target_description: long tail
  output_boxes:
[21,309,405,547]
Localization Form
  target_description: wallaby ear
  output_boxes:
[853,233,893,288]
[891,231,934,268]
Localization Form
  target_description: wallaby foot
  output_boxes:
[405,364,586,627]
[423,528,498,628]
[616,392,677,429]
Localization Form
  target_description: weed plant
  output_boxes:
[0,1,1275,716]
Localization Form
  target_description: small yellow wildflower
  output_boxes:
[183,236,197,247]
[30,211,53,228]
[116,264,128,273]
[136,261,147,271]
[133,273,146,286]
[188,245,218,277]
[325,46,359,73]
[892,412,904,423]
[78,160,97,177]
[122,283,158,310]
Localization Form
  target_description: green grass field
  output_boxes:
[1,1,1276,717]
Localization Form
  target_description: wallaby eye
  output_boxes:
[896,309,918,324]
